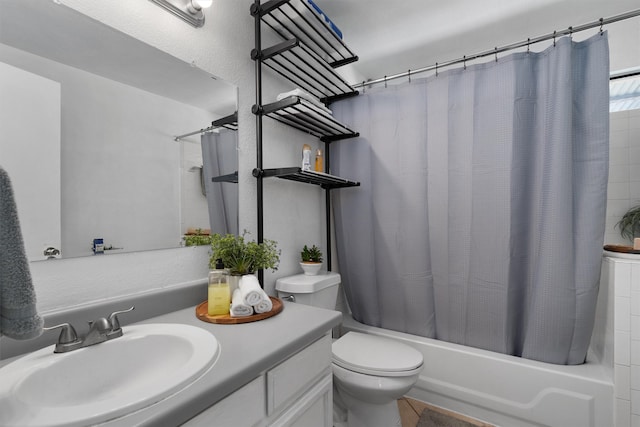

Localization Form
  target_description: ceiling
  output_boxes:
[313,0,640,83]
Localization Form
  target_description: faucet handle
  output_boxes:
[43,323,79,352]
[88,317,112,332]
[108,306,135,333]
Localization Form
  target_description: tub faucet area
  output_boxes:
[43,306,135,353]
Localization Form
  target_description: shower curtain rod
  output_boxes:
[174,111,238,141]
[353,8,640,89]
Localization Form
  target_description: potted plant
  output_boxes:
[616,204,640,243]
[183,228,212,247]
[209,231,280,292]
[300,244,323,276]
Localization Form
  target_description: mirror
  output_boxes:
[0,0,238,261]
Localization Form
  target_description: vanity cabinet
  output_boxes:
[250,0,361,270]
[183,333,332,427]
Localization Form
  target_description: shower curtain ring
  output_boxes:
[435,62,438,77]
[408,69,411,83]
[553,30,556,47]
[599,18,604,35]
[384,75,387,88]
[569,26,573,39]
[494,47,498,62]
[463,56,466,70]
[527,38,530,53]
[362,80,366,94]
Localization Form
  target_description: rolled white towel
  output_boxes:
[230,289,253,317]
[254,290,273,314]
[239,275,263,306]
[276,88,332,115]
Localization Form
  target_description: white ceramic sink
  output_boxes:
[0,323,219,426]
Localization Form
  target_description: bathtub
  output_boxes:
[340,314,614,427]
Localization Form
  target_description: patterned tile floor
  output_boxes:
[398,397,495,427]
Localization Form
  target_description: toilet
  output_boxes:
[276,272,424,427]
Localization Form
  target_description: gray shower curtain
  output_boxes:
[331,33,609,365]
[201,129,238,236]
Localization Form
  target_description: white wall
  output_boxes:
[606,109,640,247]
[605,256,640,427]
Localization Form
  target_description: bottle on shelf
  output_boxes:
[315,149,323,172]
[302,144,312,171]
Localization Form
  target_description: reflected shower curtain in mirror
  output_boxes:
[201,129,238,236]
[331,33,609,365]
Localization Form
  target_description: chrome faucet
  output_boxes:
[44,306,135,353]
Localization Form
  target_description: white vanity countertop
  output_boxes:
[1,301,342,427]
[114,301,341,426]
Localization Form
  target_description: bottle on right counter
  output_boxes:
[208,260,230,316]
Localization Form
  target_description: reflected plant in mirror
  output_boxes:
[0,0,238,261]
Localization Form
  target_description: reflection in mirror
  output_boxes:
[0,0,238,261]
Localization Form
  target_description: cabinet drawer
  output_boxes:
[266,333,332,416]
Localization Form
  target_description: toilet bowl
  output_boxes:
[332,331,423,427]
[275,273,424,427]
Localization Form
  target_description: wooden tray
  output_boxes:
[195,297,283,324]
[604,244,640,254]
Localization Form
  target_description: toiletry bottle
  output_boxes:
[302,144,312,171]
[208,259,230,316]
[314,148,323,172]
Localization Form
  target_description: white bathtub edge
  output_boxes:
[340,314,614,427]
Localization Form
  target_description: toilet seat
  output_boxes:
[332,332,423,377]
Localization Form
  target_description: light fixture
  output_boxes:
[149,0,212,28]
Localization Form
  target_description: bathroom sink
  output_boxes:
[0,323,219,427]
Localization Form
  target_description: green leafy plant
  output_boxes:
[209,231,280,275]
[183,229,212,247]
[617,204,640,241]
[300,244,323,263]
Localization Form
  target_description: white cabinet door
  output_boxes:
[268,374,333,427]
[266,334,332,416]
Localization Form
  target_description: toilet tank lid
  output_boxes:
[275,272,341,293]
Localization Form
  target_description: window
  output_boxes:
[610,68,640,112]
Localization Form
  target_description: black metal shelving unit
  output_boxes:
[209,112,239,183]
[253,96,358,140]
[251,0,360,279]
[253,168,360,189]
[212,111,239,131]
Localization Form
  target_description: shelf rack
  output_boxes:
[251,0,358,103]
[212,111,239,131]
[252,0,360,277]
[212,171,238,184]
[253,96,358,140]
[253,168,360,189]
[174,111,238,141]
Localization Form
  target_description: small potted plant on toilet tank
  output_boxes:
[300,244,323,276]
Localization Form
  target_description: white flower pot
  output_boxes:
[300,262,322,276]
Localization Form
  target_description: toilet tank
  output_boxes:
[275,272,340,310]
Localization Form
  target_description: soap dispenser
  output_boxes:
[208,259,230,316]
